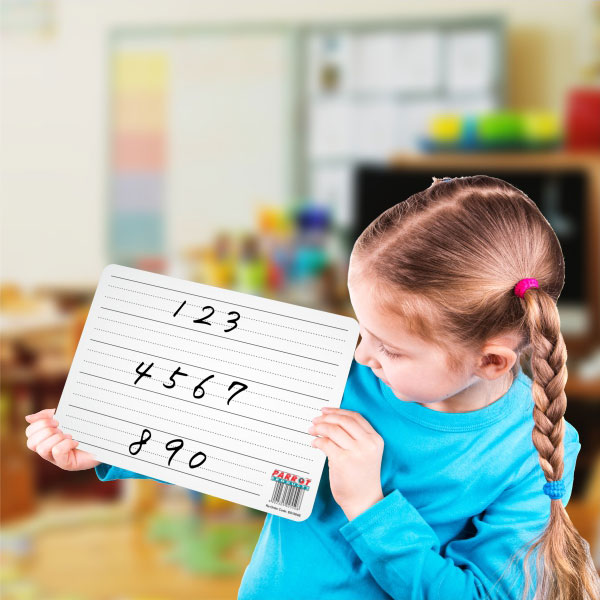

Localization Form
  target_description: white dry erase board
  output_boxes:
[54,264,359,521]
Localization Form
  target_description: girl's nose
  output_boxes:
[354,341,381,370]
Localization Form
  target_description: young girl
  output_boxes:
[25,175,600,600]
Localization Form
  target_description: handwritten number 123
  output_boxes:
[174,300,241,333]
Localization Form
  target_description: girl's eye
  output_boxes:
[377,341,403,359]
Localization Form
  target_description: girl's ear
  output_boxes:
[476,343,517,380]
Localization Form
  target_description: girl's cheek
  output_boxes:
[390,376,419,401]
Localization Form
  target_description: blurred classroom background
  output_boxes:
[2,1,600,598]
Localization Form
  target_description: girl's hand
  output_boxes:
[308,407,384,521]
[24,408,101,471]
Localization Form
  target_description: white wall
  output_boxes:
[0,0,590,288]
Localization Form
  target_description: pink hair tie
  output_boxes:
[514,278,539,298]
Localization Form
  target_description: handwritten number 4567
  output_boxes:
[135,361,248,406]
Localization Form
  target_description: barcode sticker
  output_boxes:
[54,264,359,521]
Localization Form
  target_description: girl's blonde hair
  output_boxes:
[349,174,600,600]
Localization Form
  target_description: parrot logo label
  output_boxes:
[269,469,311,512]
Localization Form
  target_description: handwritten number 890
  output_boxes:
[128,429,207,470]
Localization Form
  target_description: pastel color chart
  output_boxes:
[111,51,168,267]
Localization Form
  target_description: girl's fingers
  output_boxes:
[24,408,56,423]
[309,422,353,450]
[312,436,338,456]
[26,427,59,452]
[313,413,369,441]
[321,408,376,435]
[35,432,70,463]
[51,438,79,470]
[25,418,59,438]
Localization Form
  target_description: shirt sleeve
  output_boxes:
[338,439,581,600]
[94,462,173,485]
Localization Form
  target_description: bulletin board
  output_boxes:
[106,17,505,267]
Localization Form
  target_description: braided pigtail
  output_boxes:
[516,284,599,600]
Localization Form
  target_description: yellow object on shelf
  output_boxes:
[521,110,562,142]
[428,113,462,142]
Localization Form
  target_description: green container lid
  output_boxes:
[477,111,523,142]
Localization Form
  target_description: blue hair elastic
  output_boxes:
[543,479,565,500]
[442,177,452,181]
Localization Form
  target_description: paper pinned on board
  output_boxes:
[54,263,359,521]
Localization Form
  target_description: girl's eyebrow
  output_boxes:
[362,325,410,352]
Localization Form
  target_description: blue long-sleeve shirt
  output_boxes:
[95,358,581,600]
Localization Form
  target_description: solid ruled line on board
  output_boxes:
[66,415,266,483]
[67,404,311,474]
[74,438,262,496]
[99,306,341,367]
[106,282,345,352]
[83,349,312,422]
[67,413,266,479]
[110,274,350,331]
[66,418,264,484]
[71,386,309,464]
[78,370,319,436]
[87,339,334,401]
